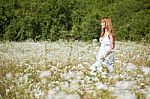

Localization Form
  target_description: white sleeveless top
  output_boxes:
[101,32,110,47]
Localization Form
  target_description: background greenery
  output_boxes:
[0,0,150,42]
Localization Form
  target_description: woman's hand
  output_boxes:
[101,50,112,61]
[101,56,105,61]
[104,50,111,58]
[99,37,103,43]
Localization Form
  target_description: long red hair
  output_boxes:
[101,17,115,37]
[101,17,115,45]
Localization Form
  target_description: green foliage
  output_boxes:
[0,0,150,42]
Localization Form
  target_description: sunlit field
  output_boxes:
[0,40,150,99]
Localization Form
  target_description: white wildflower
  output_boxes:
[147,94,150,99]
[93,39,97,42]
[95,83,108,90]
[78,57,82,60]
[90,71,97,76]
[115,81,135,90]
[62,71,76,80]
[23,74,29,83]
[39,71,51,78]
[116,92,136,99]
[63,94,80,99]
[60,82,69,90]
[126,63,137,71]
[35,90,44,98]
[6,73,12,79]
[141,67,150,75]
[41,78,47,84]
[47,90,57,99]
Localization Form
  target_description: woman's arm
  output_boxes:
[99,37,103,42]
[109,34,114,51]
[104,34,114,58]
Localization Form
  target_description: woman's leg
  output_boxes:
[90,47,103,71]
[105,51,114,72]
[95,48,106,72]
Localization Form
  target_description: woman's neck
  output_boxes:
[104,30,109,36]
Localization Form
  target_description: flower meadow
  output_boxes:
[0,40,150,99]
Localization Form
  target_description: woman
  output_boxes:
[90,17,115,73]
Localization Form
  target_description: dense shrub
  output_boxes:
[0,0,149,42]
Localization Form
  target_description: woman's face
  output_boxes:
[101,20,106,29]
